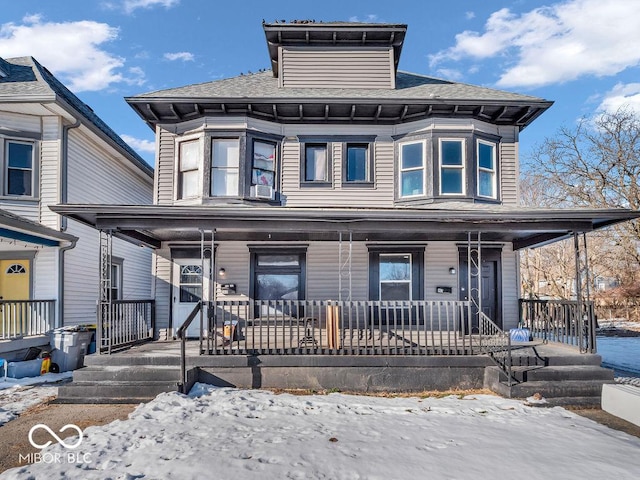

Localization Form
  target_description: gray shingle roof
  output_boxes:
[129,70,547,103]
[0,56,152,177]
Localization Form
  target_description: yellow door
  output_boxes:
[0,259,30,300]
[0,259,31,337]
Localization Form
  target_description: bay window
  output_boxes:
[178,140,200,199]
[477,140,497,199]
[252,140,276,189]
[439,139,465,195]
[399,141,425,197]
[211,139,240,197]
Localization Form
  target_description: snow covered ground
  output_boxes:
[2,384,640,480]
[0,372,72,426]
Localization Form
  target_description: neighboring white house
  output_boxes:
[0,56,154,353]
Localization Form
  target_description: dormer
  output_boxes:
[263,21,407,89]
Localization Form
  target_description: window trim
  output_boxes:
[342,142,374,187]
[249,247,308,301]
[476,139,498,200]
[398,139,426,199]
[300,142,332,186]
[110,257,124,301]
[438,138,466,196]
[176,138,201,200]
[3,138,38,198]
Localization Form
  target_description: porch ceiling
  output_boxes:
[50,204,640,250]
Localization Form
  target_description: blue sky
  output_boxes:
[1,0,639,166]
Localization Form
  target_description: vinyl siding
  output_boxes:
[280,47,395,89]
[501,243,519,329]
[39,116,61,229]
[63,127,153,326]
[33,248,58,301]
[153,248,173,335]
[156,128,176,204]
[498,126,518,205]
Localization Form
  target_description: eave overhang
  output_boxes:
[49,204,639,251]
[0,209,78,247]
[125,96,553,131]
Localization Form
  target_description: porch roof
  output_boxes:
[0,208,77,247]
[50,204,639,250]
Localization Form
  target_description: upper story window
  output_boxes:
[302,143,330,183]
[211,139,240,197]
[344,143,373,184]
[399,141,425,197]
[178,140,200,199]
[477,140,497,199]
[396,133,499,203]
[439,139,465,195]
[5,140,34,197]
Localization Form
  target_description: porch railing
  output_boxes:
[519,299,596,353]
[0,300,55,340]
[98,299,155,353]
[203,300,474,355]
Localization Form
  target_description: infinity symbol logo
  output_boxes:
[28,424,83,450]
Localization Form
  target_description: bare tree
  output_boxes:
[520,107,640,297]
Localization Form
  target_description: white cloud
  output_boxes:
[465,11,475,20]
[120,134,155,154]
[429,0,640,88]
[597,83,640,115]
[435,68,463,81]
[0,16,139,92]
[348,14,380,23]
[121,0,180,14]
[164,51,194,62]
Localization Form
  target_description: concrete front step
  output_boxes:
[73,365,181,383]
[523,365,614,382]
[57,380,179,403]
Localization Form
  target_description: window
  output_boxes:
[345,143,370,183]
[178,140,200,199]
[6,141,34,196]
[477,140,497,199]
[6,263,27,274]
[439,139,465,195]
[379,254,412,300]
[251,250,306,302]
[110,262,123,300]
[399,141,425,197]
[303,144,329,183]
[211,139,240,196]
[179,264,202,302]
[252,140,276,189]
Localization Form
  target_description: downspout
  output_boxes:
[57,119,81,327]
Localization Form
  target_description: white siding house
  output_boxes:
[0,56,153,351]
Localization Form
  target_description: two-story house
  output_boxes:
[0,56,154,356]
[54,22,638,400]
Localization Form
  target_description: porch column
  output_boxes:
[98,229,113,354]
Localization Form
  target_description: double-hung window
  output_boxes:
[439,139,465,195]
[303,144,329,183]
[379,253,412,301]
[477,140,497,199]
[178,140,200,199]
[345,143,370,183]
[399,141,425,197]
[6,141,34,196]
[211,139,240,197]
[252,140,276,189]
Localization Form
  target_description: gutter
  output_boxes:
[57,118,81,327]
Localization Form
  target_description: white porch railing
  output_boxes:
[0,300,56,339]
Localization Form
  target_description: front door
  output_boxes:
[458,249,501,332]
[0,259,31,337]
[0,259,30,300]
[172,259,209,338]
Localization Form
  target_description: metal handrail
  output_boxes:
[177,301,202,394]
[478,312,516,386]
